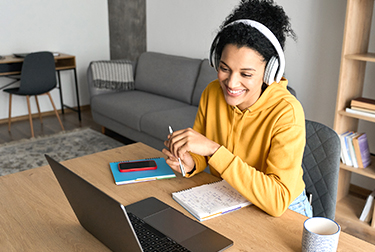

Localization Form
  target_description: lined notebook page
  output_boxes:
[172,180,251,221]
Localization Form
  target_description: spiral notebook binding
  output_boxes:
[207,180,223,185]
[175,179,223,193]
[116,157,162,163]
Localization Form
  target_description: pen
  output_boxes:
[168,126,186,177]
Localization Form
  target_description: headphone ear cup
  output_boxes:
[209,48,220,71]
[263,56,279,85]
[214,54,220,71]
[209,33,221,71]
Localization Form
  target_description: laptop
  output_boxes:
[45,155,233,252]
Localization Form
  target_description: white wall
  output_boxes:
[0,0,110,119]
[147,0,375,190]
[146,0,346,127]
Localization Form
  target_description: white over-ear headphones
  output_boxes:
[209,19,285,85]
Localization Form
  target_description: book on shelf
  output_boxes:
[350,106,375,115]
[339,131,354,167]
[348,132,360,168]
[359,189,375,223]
[109,157,176,185]
[345,108,375,119]
[172,180,251,221]
[351,97,375,111]
[353,133,372,168]
[339,131,350,165]
[339,131,371,168]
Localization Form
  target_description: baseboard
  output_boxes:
[0,105,90,125]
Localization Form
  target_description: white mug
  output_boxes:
[302,217,341,252]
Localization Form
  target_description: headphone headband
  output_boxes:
[210,19,285,83]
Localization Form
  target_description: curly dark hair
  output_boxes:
[210,0,296,67]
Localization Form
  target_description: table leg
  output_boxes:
[57,71,64,114]
[73,68,81,121]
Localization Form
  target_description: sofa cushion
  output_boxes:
[135,52,201,104]
[140,106,198,141]
[91,91,188,131]
[192,59,218,106]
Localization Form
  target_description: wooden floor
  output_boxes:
[0,107,374,245]
[0,107,133,145]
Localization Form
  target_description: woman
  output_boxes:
[163,0,312,218]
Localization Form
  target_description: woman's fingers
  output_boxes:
[162,148,181,172]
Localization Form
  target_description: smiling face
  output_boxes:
[218,44,267,111]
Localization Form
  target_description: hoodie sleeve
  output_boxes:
[208,113,306,217]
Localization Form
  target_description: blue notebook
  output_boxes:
[110,157,176,185]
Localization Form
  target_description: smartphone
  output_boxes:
[118,160,157,172]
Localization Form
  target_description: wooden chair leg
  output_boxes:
[26,95,34,138]
[46,92,65,131]
[8,94,13,132]
[35,95,43,124]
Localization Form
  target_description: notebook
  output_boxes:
[45,155,233,252]
[172,180,251,221]
[109,157,176,185]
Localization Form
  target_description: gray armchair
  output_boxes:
[302,120,341,220]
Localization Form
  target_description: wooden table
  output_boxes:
[0,142,373,251]
[0,53,81,121]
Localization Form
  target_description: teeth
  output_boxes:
[228,88,243,94]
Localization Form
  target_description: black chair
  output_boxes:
[302,120,341,220]
[3,51,64,137]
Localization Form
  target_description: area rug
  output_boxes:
[0,128,124,176]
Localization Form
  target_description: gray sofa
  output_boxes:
[87,52,218,150]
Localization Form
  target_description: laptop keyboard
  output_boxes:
[128,212,190,252]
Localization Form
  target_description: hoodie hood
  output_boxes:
[247,77,293,113]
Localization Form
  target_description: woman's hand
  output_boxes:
[162,147,195,174]
[162,128,220,174]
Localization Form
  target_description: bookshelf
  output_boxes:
[333,0,375,227]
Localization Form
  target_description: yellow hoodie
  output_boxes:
[189,78,306,217]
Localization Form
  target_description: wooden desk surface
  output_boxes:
[0,53,74,64]
[0,142,373,251]
[0,53,76,76]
